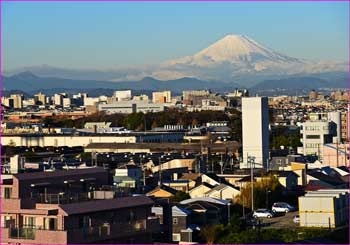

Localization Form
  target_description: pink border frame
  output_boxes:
[0,1,349,245]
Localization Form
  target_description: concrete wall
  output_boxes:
[241,97,269,169]
[2,135,136,147]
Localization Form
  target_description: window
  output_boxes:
[44,218,57,230]
[173,217,178,225]
[79,216,90,228]
[2,216,12,228]
[3,187,12,199]
[25,217,36,228]
[127,210,136,223]
[306,135,320,139]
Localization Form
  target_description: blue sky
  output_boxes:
[2,1,349,70]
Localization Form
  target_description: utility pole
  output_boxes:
[336,139,339,167]
[248,155,255,211]
[344,144,347,166]
[159,157,162,185]
[241,182,245,219]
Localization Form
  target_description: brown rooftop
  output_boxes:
[15,167,107,181]
[59,196,154,215]
[86,142,240,153]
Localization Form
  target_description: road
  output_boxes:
[257,211,299,229]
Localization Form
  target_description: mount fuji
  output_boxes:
[5,34,348,88]
[152,34,347,84]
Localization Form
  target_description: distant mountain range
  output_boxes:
[1,72,241,95]
[2,71,347,96]
[3,34,348,93]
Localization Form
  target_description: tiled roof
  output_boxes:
[59,196,154,215]
[15,167,107,181]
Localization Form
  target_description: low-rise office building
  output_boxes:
[98,101,165,114]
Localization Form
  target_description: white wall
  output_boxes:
[241,97,269,169]
[2,135,136,147]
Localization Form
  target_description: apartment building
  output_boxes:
[152,91,171,103]
[299,120,337,159]
[1,168,159,244]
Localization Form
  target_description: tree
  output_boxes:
[236,174,282,210]
[199,225,224,244]
[170,191,190,202]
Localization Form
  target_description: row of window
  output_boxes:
[304,126,329,131]
[1,215,57,230]
[305,135,321,139]
[305,143,321,148]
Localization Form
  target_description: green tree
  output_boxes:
[200,224,224,244]
[170,191,190,202]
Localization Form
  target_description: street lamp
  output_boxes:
[266,189,271,209]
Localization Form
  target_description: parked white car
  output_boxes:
[253,209,274,218]
[272,202,295,213]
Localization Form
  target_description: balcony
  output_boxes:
[9,227,35,240]
[1,226,67,244]
[68,221,148,243]
[1,219,159,244]
[33,192,90,204]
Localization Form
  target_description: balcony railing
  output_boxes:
[9,227,35,240]
[34,192,90,204]
[32,191,131,204]
[3,219,158,243]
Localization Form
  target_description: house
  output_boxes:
[114,164,143,191]
[171,206,191,242]
[146,185,178,198]
[320,166,349,184]
[218,174,249,186]
[162,180,191,192]
[151,205,199,243]
[151,159,196,173]
[306,170,347,191]
[179,197,231,225]
[204,183,240,201]
[236,175,256,188]
[290,162,308,186]
[201,173,226,186]
[179,173,201,189]
[267,171,299,189]
[189,182,215,198]
[0,168,160,244]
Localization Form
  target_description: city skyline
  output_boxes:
[2,1,349,71]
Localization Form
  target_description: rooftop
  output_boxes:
[59,196,154,215]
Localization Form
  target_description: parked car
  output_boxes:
[272,202,295,213]
[253,209,274,218]
[293,215,300,224]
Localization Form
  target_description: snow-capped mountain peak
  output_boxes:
[163,34,301,68]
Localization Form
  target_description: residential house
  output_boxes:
[146,185,178,198]
[306,170,347,191]
[189,182,215,198]
[114,164,143,191]
[162,180,191,192]
[204,183,240,201]
[179,197,231,225]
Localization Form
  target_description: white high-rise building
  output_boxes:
[241,97,269,169]
[54,93,64,106]
[114,90,132,101]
